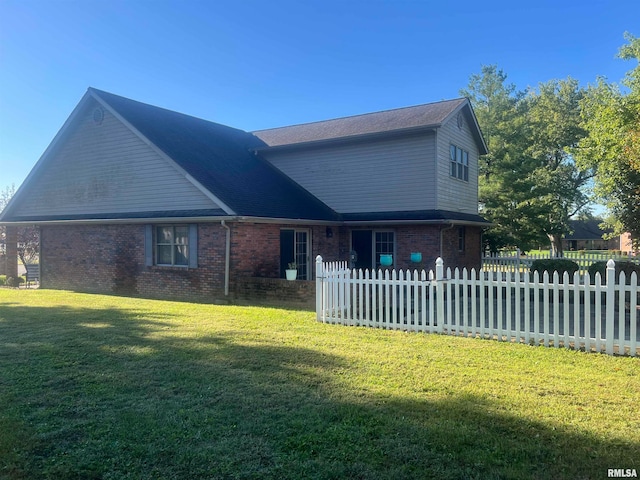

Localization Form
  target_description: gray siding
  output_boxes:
[435,113,479,214]
[14,99,218,217]
[263,133,437,213]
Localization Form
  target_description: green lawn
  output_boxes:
[1,290,639,479]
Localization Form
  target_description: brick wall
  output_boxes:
[234,277,315,309]
[348,224,483,272]
[40,223,229,302]
[229,223,342,279]
[38,221,482,303]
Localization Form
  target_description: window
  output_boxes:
[375,231,395,268]
[450,144,469,181]
[458,226,466,252]
[156,225,189,266]
[145,224,197,268]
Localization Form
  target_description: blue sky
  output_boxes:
[0,0,638,190]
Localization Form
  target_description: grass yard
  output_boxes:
[1,290,639,479]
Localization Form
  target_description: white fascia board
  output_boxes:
[89,90,237,216]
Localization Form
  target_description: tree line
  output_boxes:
[464,33,639,255]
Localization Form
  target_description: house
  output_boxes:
[563,219,618,251]
[620,232,638,255]
[0,88,489,302]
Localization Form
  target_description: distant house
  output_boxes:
[563,219,618,251]
[620,232,638,255]
[0,89,489,301]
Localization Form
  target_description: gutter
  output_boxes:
[221,220,231,297]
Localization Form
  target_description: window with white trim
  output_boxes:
[156,225,189,266]
[450,144,469,182]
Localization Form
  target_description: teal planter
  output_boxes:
[410,252,422,263]
[380,254,393,266]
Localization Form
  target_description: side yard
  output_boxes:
[0,289,638,479]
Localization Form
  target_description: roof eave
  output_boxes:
[253,124,439,153]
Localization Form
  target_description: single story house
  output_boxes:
[0,88,489,302]
[563,219,618,251]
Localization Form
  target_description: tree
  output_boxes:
[524,78,592,256]
[461,67,591,254]
[460,65,540,252]
[0,184,39,265]
[576,33,640,247]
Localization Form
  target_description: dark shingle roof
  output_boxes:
[341,210,491,224]
[91,89,339,221]
[252,98,468,148]
[565,219,612,240]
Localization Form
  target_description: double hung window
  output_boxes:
[156,225,189,266]
[145,224,197,268]
[450,145,469,182]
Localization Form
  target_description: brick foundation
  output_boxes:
[234,277,315,309]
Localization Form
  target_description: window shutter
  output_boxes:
[144,225,153,267]
[189,224,198,268]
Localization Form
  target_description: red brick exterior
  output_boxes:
[38,221,482,303]
[41,224,228,301]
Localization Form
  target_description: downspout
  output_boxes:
[440,223,455,260]
[221,220,230,296]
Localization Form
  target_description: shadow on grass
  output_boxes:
[0,301,638,480]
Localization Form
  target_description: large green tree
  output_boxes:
[576,33,640,247]
[460,65,537,252]
[462,67,591,254]
[524,78,592,255]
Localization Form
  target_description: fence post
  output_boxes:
[316,255,323,322]
[436,257,444,333]
[605,259,615,355]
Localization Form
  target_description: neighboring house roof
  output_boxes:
[253,98,488,154]
[564,219,613,240]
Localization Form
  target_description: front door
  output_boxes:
[351,230,373,270]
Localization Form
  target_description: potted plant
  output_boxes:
[285,262,298,281]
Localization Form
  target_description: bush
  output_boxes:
[0,275,5,286]
[4,276,25,287]
[530,259,580,278]
[588,261,640,283]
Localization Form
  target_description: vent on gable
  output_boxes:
[93,107,104,125]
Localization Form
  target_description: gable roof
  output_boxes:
[253,98,488,154]
[87,89,339,221]
[565,219,613,240]
[1,89,489,225]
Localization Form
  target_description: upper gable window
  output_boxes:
[450,145,469,182]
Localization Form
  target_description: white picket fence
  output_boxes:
[315,256,640,356]
[483,250,640,274]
